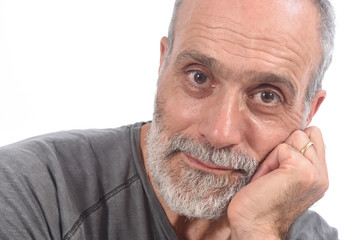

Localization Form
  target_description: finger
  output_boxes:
[304,126,328,180]
[252,130,312,182]
[251,143,298,182]
[299,141,315,161]
[285,130,318,164]
[304,126,326,164]
[252,127,327,182]
[288,127,328,185]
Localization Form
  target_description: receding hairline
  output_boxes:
[167,0,335,106]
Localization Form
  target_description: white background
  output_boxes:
[0,1,358,238]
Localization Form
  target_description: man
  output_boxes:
[0,0,337,239]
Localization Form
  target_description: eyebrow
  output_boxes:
[175,49,297,97]
[246,71,297,97]
[175,49,230,76]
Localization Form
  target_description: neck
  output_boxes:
[166,210,231,240]
[140,123,231,240]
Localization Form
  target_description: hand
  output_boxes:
[227,127,329,240]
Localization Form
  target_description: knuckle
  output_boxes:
[292,129,306,140]
[305,126,322,138]
[277,143,297,159]
[297,166,320,186]
[287,130,309,147]
[305,170,319,185]
[321,176,330,191]
[317,180,329,199]
[309,126,320,133]
[277,143,290,152]
[306,170,329,194]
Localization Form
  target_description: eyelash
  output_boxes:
[181,68,217,98]
[185,69,213,88]
[182,66,286,106]
[250,88,284,106]
[187,71,205,83]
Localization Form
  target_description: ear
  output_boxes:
[305,90,326,127]
[159,36,170,74]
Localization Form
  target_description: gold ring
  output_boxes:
[300,141,314,155]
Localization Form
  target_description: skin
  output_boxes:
[140,0,328,239]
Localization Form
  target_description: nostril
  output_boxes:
[198,122,243,149]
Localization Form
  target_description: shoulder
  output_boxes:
[289,210,338,240]
[0,123,145,238]
[0,124,133,186]
[0,124,144,184]
[0,125,133,168]
[0,123,148,201]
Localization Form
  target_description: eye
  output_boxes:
[261,91,276,103]
[186,71,209,86]
[252,90,282,105]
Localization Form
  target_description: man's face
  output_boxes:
[147,0,322,219]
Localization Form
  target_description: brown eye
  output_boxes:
[251,90,281,106]
[261,92,275,103]
[187,71,209,85]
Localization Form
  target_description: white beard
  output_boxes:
[146,117,259,219]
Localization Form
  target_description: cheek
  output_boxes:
[156,71,305,162]
[244,110,303,161]
[156,80,202,135]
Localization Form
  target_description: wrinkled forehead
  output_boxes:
[174,0,321,59]
[177,0,320,32]
[170,0,322,87]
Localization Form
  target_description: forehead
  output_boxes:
[176,0,320,42]
[171,0,321,89]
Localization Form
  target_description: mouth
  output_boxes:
[183,153,243,175]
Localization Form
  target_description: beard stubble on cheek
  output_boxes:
[146,98,259,219]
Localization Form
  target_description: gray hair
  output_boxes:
[166,0,335,106]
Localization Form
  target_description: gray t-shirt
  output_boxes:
[0,122,338,239]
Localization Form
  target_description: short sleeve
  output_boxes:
[288,210,338,240]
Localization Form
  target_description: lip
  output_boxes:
[183,153,234,174]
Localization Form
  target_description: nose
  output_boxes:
[198,91,245,149]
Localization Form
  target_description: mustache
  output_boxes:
[164,135,259,175]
